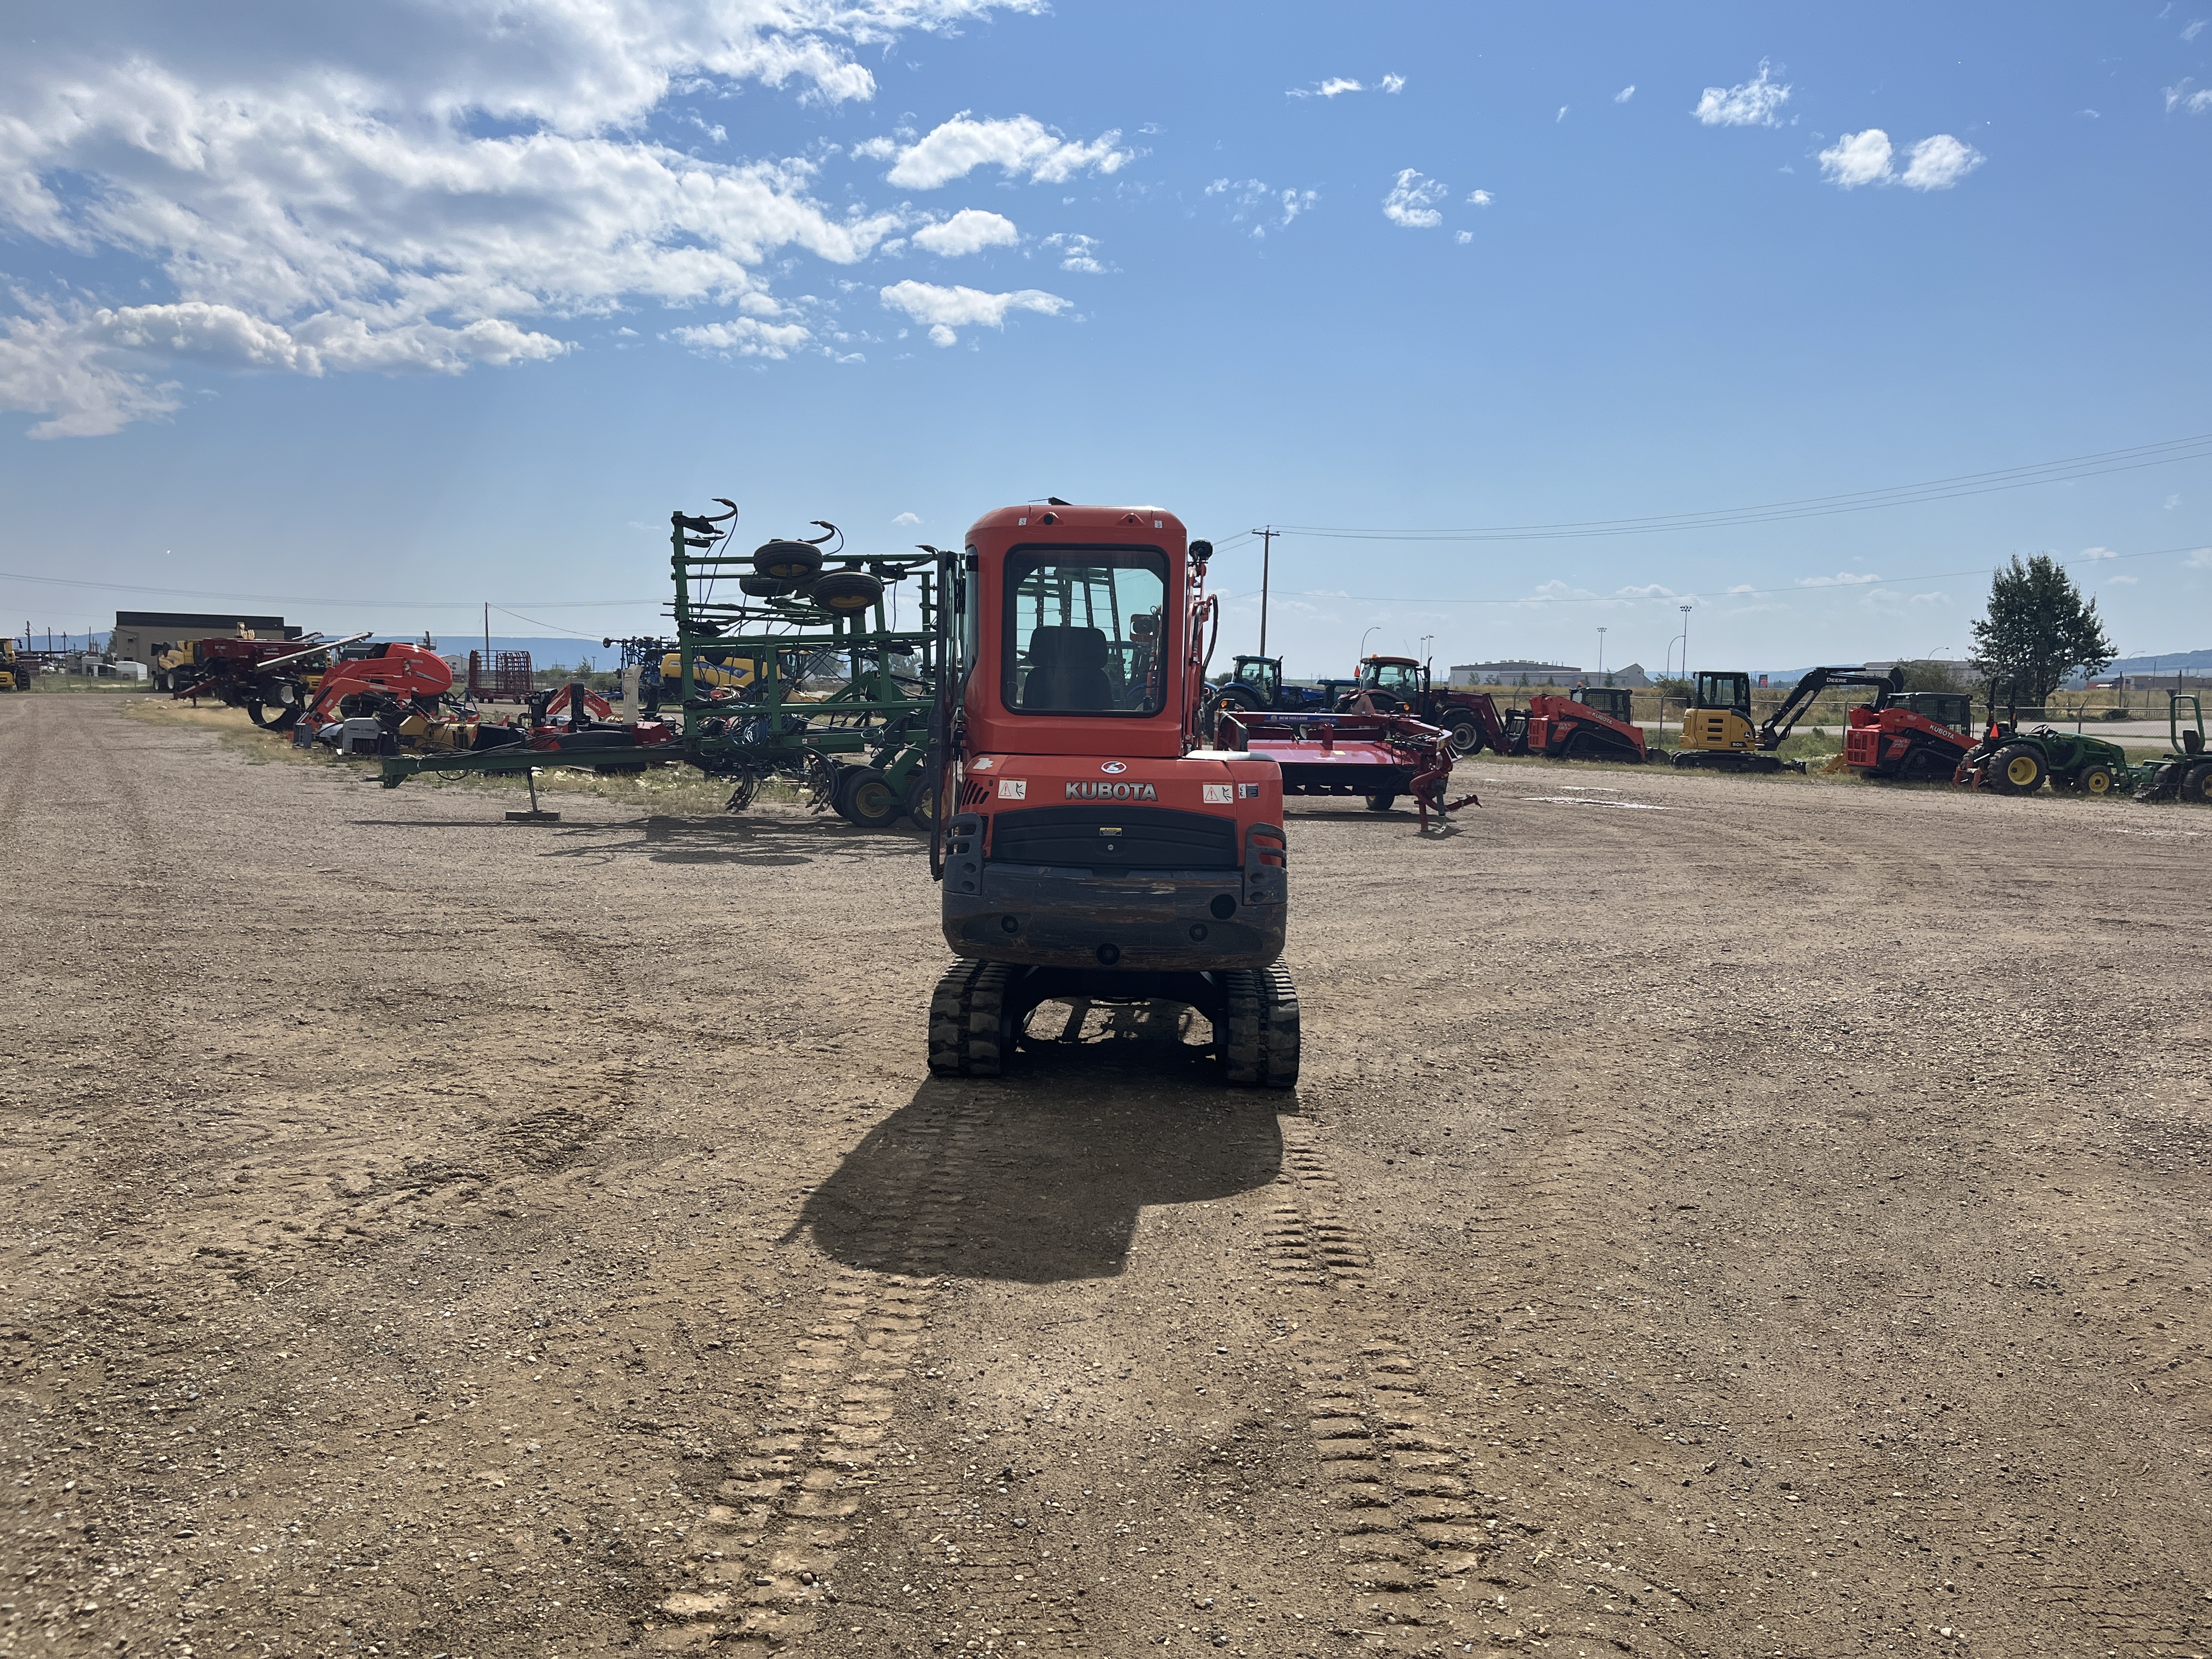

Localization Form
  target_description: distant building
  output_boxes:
[109,610,301,667]
[1450,660,1583,687]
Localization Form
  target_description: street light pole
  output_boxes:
[1597,625,1606,677]
[1249,526,1277,660]
[1358,625,1378,675]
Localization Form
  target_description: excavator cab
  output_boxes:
[927,505,1297,1086]
[1674,671,1758,764]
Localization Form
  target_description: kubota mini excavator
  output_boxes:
[924,503,1297,1086]
[1673,666,1903,772]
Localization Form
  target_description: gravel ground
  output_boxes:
[2,693,2208,1659]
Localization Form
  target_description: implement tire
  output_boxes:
[1364,793,1397,812]
[1221,963,1300,1089]
[928,960,1019,1077]
[2183,762,2212,805]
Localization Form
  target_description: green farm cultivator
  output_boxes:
[669,504,944,829]
[368,499,943,829]
[2131,693,2212,804]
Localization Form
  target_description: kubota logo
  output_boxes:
[1066,781,1158,800]
[1101,761,1127,774]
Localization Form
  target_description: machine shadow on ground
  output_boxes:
[800,1000,1287,1283]
[347,810,929,868]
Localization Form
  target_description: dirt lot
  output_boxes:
[3,693,2208,1659]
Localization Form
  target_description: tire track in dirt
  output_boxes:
[651,1098,991,1653]
[1266,1120,1531,1655]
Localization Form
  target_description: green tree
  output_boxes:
[1969,554,2115,707]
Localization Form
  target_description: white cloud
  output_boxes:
[1799,571,1882,586]
[1320,78,1364,98]
[877,112,1133,189]
[1613,584,1679,599]
[2186,19,2208,40]
[2108,574,2139,585]
[1819,129,1895,188]
[1725,584,1756,594]
[2165,78,2212,114]
[1380,75,1406,94]
[2165,493,2183,509]
[1615,85,1636,103]
[673,317,812,360]
[1290,76,1376,99]
[1694,60,1791,127]
[1207,179,1317,236]
[1557,105,1570,122]
[878,279,1067,346]
[1818,129,1983,191]
[0,1,1039,436]
[1466,189,1494,206]
[893,511,921,525]
[1455,230,1472,245]
[911,208,1020,256]
[1382,169,1447,228]
[2081,545,2119,560]
[1900,134,1984,190]
[1042,232,1107,273]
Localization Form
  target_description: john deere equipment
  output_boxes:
[1954,720,2131,796]
[2130,692,2212,803]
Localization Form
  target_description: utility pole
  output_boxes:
[1249,526,1277,659]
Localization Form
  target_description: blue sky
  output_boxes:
[3,1,2209,676]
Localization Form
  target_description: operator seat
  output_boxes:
[1023,625,1113,710]
[2186,728,2203,754]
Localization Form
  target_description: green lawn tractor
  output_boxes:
[1954,721,2131,797]
[2131,693,2212,804]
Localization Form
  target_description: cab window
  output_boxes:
[1003,548,1169,716]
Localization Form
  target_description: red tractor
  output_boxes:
[1523,685,1654,763]
[925,503,1298,1086]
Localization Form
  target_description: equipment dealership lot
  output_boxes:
[3,695,2207,1658]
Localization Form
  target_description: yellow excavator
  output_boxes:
[0,640,32,692]
[1673,667,1902,773]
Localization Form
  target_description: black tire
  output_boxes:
[1221,963,1300,1088]
[1365,793,1397,812]
[1990,743,2045,794]
[738,574,793,599]
[904,768,941,831]
[928,960,1019,1077]
[2183,762,2212,805]
[245,696,303,731]
[810,571,884,615]
[837,766,902,830]
[754,540,824,582]
[2074,764,2117,797]
[1446,718,1482,756]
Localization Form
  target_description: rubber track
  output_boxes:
[927,960,1013,1077]
[1223,963,1301,1088]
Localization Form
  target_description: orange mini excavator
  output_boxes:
[924,503,1297,1086]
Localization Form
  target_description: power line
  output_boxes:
[1216,541,2208,607]
[1272,433,2212,543]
